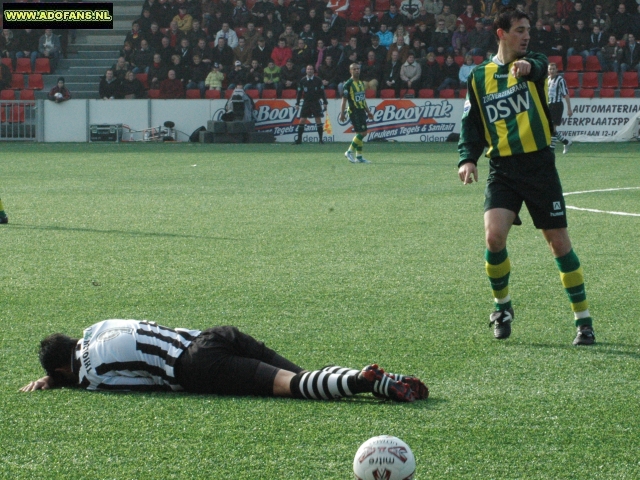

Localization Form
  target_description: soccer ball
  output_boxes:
[353,435,415,480]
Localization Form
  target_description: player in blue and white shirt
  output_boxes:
[21,319,428,402]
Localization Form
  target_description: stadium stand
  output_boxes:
[620,89,636,98]
[15,58,32,74]
[566,56,584,72]
[581,72,599,89]
[564,72,579,89]
[26,74,44,90]
[584,56,601,72]
[601,72,619,89]
[205,90,222,99]
[621,73,639,89]
[418,89,434,98]
[11,74,25,90]
[34,58,51,75]
[599,88,615,98]
[579,88,595,98]
[18,89,36,101]
[439,89,455,98]
[1,89,15,100]
[186,89,202,99]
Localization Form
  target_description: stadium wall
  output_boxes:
[41,98,640,143]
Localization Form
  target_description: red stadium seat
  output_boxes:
[568,88,575,97]
[26,73,44,90]
[282,89,297,99]
[473,55,483,65]
[439,89,454,98]
[598,88,615,98]
[34,58,50,74]
[578,88,594,98]
[324,89,336,99]
[458,88,467,98]
[262,90,277,99]
[619,88,636,98]
[601,72,619,89]
[566,55,583,72]
[621,72,638,89]
[548,55,563,71]
[380,89,396,98]
[365,89,376,98]
[435,56,444,65]
[186,89,202,99]
[204,89,221,99]
[564,72,579,89]
[1,57,13,72]
[147,89,160,98]
[18,89,35,100]
[374,0,390,11]
[136,73,149,89]
[11,74,24,90]
[454,56,464,66]
[346,26,359,39]
[225,89,234,99]
[0,89,15,100]
[581,72,598,89]
[246,89,260,99]
[235,27,246,38]
[418,88,434,98]
[585,56,601,71]
[15,58,32,74]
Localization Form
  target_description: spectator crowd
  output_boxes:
[6,0,639,99]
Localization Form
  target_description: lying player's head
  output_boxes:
[39,333,79,385]
[493,7,530,41]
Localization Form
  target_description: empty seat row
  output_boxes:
[1,57,51,74]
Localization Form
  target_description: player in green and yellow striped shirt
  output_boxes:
[0,196,8,224]
[457,7,595,346]
[339,64,374,163]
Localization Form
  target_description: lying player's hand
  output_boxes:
[20,376,54,392]
[367,111,374,120]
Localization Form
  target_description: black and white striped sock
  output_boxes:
[289,369,363,400]
[321,365,407,398]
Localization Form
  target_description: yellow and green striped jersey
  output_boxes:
[458,51,553,165]
[342,78,367,113]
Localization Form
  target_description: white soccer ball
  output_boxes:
[353,435,416,480]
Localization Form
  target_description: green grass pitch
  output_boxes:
[1,142,639,479]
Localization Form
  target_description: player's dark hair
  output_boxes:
[493,7,530,40]
[39,333,79,386]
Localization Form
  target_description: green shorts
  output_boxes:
[484,147,568,230]
[349,109,368,133]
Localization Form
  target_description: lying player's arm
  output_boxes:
[20,376,56,392]
[90,375,170,392]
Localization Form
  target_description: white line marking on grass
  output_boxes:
[564,187,640,217]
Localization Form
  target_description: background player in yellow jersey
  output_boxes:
[457,8,595,346]
[339,63,374,164]
[0,196,7,224]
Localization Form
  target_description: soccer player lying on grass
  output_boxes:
[20,319,428,402]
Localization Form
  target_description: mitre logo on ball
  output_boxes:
[353,436,415,480]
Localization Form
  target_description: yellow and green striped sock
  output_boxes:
[555,249,592,327]
[486,248,511,311]
[351,134,364,155]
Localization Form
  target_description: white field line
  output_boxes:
[564,187,640,217]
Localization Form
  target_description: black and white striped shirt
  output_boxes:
[73,320,201,391]
[547,75,568,105]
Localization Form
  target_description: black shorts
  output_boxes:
[549,102,564,127]
[484,147,568,230]
[300,101,324,118]
[349,109,368,133]
[174,326,302,396]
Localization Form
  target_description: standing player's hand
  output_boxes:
[367,110,374,121]
[339,112,346,122]
[458,163,478,185]
[511,60,531,79]
[294,104,300,110]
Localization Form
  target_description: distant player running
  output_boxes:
[457,7,595,345]
[340,63,374,164]
[0,196,8,224]
[294,65,328,144]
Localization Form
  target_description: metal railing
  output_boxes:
[0,100,42,141]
